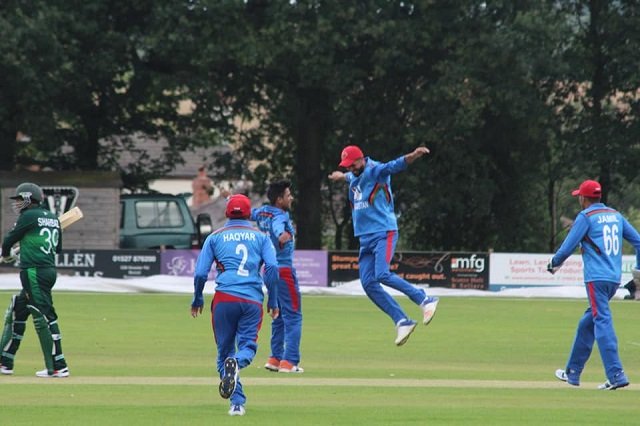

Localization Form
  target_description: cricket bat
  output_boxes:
[59,206,84,229]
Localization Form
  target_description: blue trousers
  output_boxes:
[269,266,302,365]
[566,281,624,381]
[211,291,263,406]
[358,231,426,324]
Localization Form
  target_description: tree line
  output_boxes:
[2,1,640,252]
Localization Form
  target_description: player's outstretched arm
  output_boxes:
[404,146,430,165]
[328,171,347,182]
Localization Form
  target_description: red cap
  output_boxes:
[571,180,602,198]
[339,145,364,168]
[225,194,251,218]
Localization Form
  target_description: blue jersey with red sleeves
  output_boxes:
[194,219,279,304]
[552,203,640,283]
[251,205,295,267]
[345,156,408,237]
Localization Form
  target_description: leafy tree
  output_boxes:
[554,1,640,202]
[183,0,576,251]
[189,1,439,249]
[546,1,640,252]
[0,1,63,170]
[4,0,640,253]
[0,1,230,189]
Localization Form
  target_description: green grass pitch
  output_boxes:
[0,291,638,425]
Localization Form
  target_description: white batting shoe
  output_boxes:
[36,367,70,378]
[0,365,14,375]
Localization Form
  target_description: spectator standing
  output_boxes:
[192,165,214,208]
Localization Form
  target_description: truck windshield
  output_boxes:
[135,200,185,228]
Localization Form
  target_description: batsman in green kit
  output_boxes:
[0,182,70,378]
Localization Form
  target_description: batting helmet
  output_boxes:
[9,182,44,213]
[10,182,44,203]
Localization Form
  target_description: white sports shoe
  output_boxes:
[420,296,439,325]
[555,369,568,382]
[598,371,629,390]
[395,319,417,346]
[555,368,579,386]
[0,365,14,375]
[228,404,246,416]
[36,367,70,378]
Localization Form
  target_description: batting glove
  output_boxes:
[9,245,20,260]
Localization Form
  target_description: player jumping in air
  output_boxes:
[328,145,439,346]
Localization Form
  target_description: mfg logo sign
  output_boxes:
[451,254,486,272]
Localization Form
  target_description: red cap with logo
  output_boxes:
[225,194,251,218]
[339,145,364,168]
[571,180,602,198]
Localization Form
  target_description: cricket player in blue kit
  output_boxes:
[549,179,640,390]
[251,179,304,373]
[191,194,280,416]
[329,145,439,346]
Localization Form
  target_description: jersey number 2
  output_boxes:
[236,244,250,277]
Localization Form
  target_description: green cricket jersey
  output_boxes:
[1,206,62,269]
